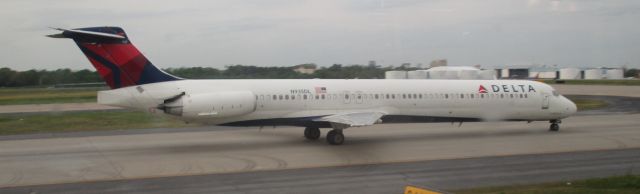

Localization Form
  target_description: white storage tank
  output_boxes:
[605,69,624,79]
[407,70,428,79]
[584,69,603,80]
[478,70,497,80]
[459,70,478,80]
[427,70,446,79]
[529,71,557,79]
[385,71,407,79]
[500,69,510,78]
[443,71,459,79]
[559,68,581,80]
[425,66,481,80]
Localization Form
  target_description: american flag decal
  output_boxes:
[314,87,327,94]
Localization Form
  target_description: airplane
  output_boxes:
[48,26,577,145]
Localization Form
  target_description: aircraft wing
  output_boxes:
[313,111,386,128]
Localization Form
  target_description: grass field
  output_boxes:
[0,111,198,135]
[564,96,609,111]
[0,87,101,105]
[543,79,640,86]
[456,175,640,194]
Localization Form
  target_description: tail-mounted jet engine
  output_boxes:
[158,91,257,118]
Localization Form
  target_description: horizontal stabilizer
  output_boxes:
[46,27,126,39]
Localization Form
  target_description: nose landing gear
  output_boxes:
[549,120,561,132]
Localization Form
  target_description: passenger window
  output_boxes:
[273,95,277,100]
[285,95,290,100]
[321,94,325,100]
[279,95,283,100]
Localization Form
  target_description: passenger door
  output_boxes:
[541,94,550,109]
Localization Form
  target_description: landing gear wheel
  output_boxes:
[304,127,321,140]
[549,120,561,132]
[326,129,344,145]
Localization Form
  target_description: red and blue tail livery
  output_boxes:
[48,27,180,89]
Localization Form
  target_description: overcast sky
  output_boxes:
[1,0,639,70]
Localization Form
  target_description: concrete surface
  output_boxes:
[0,103,120,114]
[551,84,640,97]
[2,148,638,194]
[0,113,639,188]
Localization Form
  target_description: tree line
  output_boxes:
[0,64,417,87]
[1,65,636,87]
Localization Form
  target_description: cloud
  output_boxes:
[0,0,638,70]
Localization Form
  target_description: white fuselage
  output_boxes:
[98,79,577,126]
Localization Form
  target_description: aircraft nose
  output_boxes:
[565,97,577,115]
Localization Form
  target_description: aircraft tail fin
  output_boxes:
[48,27,181,89]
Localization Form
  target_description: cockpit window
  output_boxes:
[552,90,559,97]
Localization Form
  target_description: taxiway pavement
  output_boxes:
[0,113,639,190]
[2,148,638,193]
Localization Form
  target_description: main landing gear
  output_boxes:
[304,127,321,140]
[549,120,561,132]
[326,129,344,145]
[303,127,345,145]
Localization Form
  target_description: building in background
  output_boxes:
[293,63,317,74]
[496,68,529,79]
[388,66,496,80]
[605,69,624,79]
[559,68,582,80]
[384,71,408,79]
[529,67,558,79]
[429,59,447,68]
[407,70,428,79]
